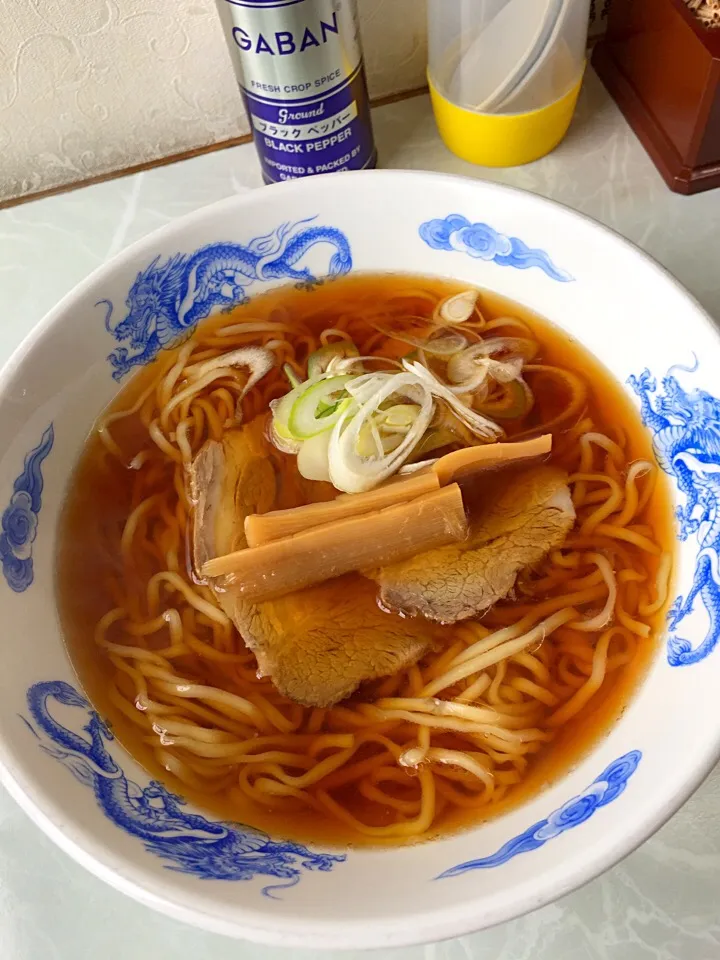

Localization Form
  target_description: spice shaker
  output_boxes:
[216,0,377,183]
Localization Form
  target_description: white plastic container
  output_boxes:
[427,0,590,166]
[428,0,590,115]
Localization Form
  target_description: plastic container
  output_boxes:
[427,0,590,167]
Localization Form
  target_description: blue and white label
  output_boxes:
[217,0,376,182]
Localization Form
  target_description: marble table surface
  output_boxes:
[2,71,720,960]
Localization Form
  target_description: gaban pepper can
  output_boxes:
[216,0,378,182]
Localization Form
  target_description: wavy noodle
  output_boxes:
[60,275,672,844]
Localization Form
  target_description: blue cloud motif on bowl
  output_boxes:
[0,424,54,593]
[628,359,720,666]
[436,750,641,879]
[22,680,345,897]
[419,214,573,282]
[99,217,353,380]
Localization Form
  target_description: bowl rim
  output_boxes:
[0,168,719,949]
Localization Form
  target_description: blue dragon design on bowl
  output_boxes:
[100,218,352,380]
[23,681,345,896]
[0,424,53,593]
[436,750,641,879]
[419,214,573,282]
[629,360,720,666]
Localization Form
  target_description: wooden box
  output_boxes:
[592,0,720,194]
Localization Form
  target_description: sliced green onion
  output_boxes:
[329,355,402,375]
[376,403,421,434]
[283,363,302,388]
[480,337,539,362]
[297,430,332,482]
[402,360,503,442]
[288,375,355,439]
[307,342,359,379]
[447,342,527,389]
[328,373,434,493]
[271,354,505,492]
[271,379,312,433]
[316,398,340,418]
[356,422,405,457]
[399,458,439,475]
[475,379,533,420]
[366,315,468,356]
[345,372,397,405]
[433,290,479,325]
[447,357,524,393]
[270,418,301,455]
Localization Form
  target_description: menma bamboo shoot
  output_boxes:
[246,436,551,548]
[245,470,441,547]
[202,484,467,601]
[432,434,552,486]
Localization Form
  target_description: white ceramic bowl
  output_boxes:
[0,170,719,950]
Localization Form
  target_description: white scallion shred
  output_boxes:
[446,356,524,394]
[328,372,434,493]
[328,355,403,375]
[189,347,274,393]
[398,458,439,475]
[268,333,505,493]
[433,290,479,324]
[402,360,504,442]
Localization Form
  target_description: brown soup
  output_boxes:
[57,273,674,847]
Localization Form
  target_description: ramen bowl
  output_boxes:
[0,170,718,949]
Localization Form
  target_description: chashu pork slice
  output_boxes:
[189,416,434,708]
[370,465,576,623]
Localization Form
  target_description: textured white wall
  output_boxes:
[0,0,428,204]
